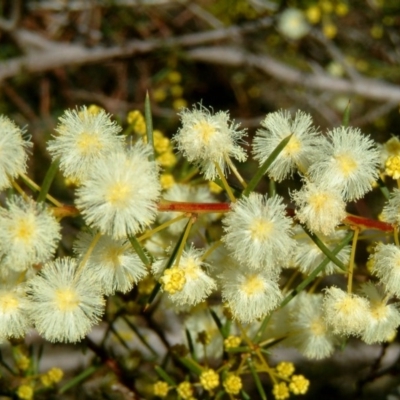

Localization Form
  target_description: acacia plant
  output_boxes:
[0,95,400,399]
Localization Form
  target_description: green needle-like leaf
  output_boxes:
[342,100,351,127]
[59,366,98,394]
[254,230,354,343]
[247,357,267,400]
[155,365,177,386]
[301,224,347,271]
[145,92,155,162]
[37,158,60,203]
[243,134,292,197]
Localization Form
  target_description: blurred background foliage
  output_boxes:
[1,0,400,135]
[1,0,400,399]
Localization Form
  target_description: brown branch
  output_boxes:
[186,46,400,102]
[0,18,272,82]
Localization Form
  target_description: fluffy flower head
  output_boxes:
[76,142,161,239]
[173,104,247,179]
[154,246,216,306]
[0,196,61,272]
[381,188,400,225]
[370,243,400,296]
[73,232,147,295]
[287,292,337,359]
[253,110,319,181]
[360,283,400,344]
[47,106,125,182]
[292,180,346,235]
[308,126,379,201]
[220,264,282,323]
[323,286,369,336]
[0,285,30,339]
[0,116,32,190]
[28,257,105,343]
[222,193,295,270]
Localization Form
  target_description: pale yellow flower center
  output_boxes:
[106,182,131,206]
[310,318,326,336]
[0,293,19,312]
[104,246,122,265]
[241,274,264,296]
[283,135,301,156]
[335,153,357,177]
[370,302,388,321]
[250,218,273,241]
[55,288,80,311]
[76,132,103,154]
[184,258,200,280]
[12,217,35,245]
[335,296,356,316]
[308,192,329,212]
[194,121,216,144]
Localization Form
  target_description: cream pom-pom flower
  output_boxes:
[75,142,161,239]
[360,283,400,344]
[222,193,295,270]
[308,126,380,201]
[173,104,247,180]
[286,292,337,359]
[47,106,125,182]
[28,257,105,343]
[253,110,320,181]
[73,231,147,295]
[153,246,216,306]
[0,284,31,340]
[0,115,32,190]
[323,286,369,336]
[219,263,282,324]
[292,179,346,236]
[370,243,400,297]
[0,196,61,272]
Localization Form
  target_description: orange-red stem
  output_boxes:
[52,202,394,232]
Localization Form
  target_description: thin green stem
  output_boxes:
[128,235,151,267]
[225,155,247,189]
[59,366,98,394]
[76,231,101,275]
[253,230,354,343]
[37,158,60,203]
[121,315,157,356]
[243,134,292,197]
[347,228,359,294]
[145,92,155,161]
[301,224,347,271]
[215,162,236,202]
[20,172,62,207]
[137,214,187,242]
[175,215,195,266]
[394,226,400,247]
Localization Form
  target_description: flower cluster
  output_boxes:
[1,102,399,399]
